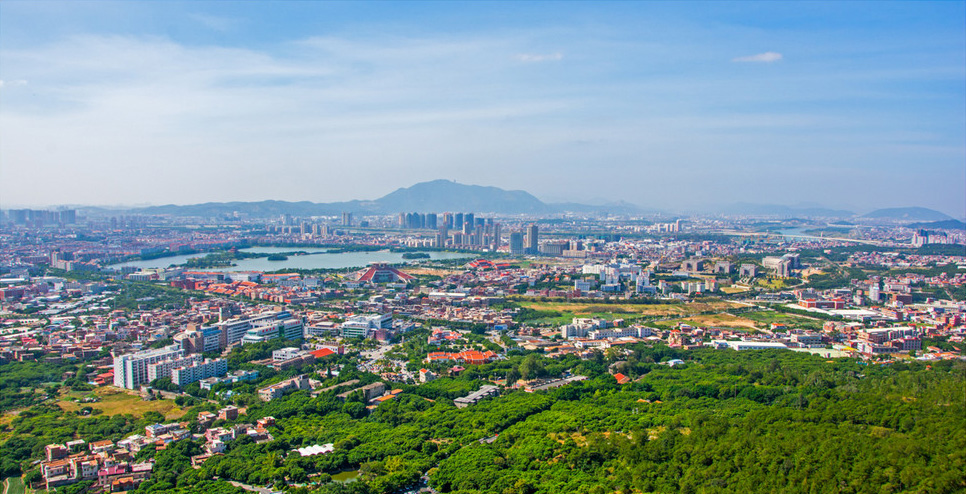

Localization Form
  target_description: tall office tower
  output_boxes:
[454,213,463,231]
[510,232,524,255]
[426,213,437,230]
[342,212,353,227]
[525,224,539,254]
[491,223,501,251]
[59,209,77,224]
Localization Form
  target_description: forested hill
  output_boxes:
[4,346,962,494]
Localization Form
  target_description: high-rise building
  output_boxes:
[171,359,229,386]
[464,213,474,232]
[491,223,501,251]
[426,213,437,230]
[454,213,464,232]
[525,224,539,255]
[510,232,524,255]
[59,209,77,224]
[147,355,203,382]
[342,212,353,227]
[113,345,184,389]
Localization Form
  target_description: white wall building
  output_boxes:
[113,345,184,389]
[171,358,228,386]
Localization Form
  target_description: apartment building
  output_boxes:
[113,345,184,389]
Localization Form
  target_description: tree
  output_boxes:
[506,368,521,386]
[519,354,545,381]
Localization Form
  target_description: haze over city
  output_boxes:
[2,4,966,494]
[1,1,964,215]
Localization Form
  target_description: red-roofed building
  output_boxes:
[309,348,336,359]
[354,263,415,283]
[613,373,630,384]
[425,350,497,365]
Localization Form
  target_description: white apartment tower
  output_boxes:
[113,344,184,389]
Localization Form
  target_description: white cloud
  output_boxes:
[0,79,28,88]
[0,34,577,206]
[732,51,783,63]
[187,13,239,32]
[515,52,563,63]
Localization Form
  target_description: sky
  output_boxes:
[1,1,964,216]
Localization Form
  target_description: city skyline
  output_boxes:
[1,2,964,213]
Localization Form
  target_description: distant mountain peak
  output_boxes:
[862,207,953,222]
[375,180,549,214]
[126,180,649,217]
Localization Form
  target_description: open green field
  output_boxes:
[740,310,825,330]
[641,308,826,332]
[56,387,186,420]
[515,300,742,325]
[651,312,761,331]
[3,477,26,494]
[756,277,794,290]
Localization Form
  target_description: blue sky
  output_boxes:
[1,1,963,215]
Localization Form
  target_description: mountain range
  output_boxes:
[127,180,648,217]
[860,207,955,222]
[98,180,954,222]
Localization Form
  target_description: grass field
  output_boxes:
[56,387,186,420]
[741,310,825,330]
[3,477,26,494]
[0,411,19,429]
[756,278,791,290]
[515,300,744,326]
[651,313,761,330]
[520,300,738,317]
[647,308,826,332]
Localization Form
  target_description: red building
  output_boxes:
[354,263,415,283]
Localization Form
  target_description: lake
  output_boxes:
[110,247,472,272]
[331,469,361,483]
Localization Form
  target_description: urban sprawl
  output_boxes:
[1,206,963,494]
